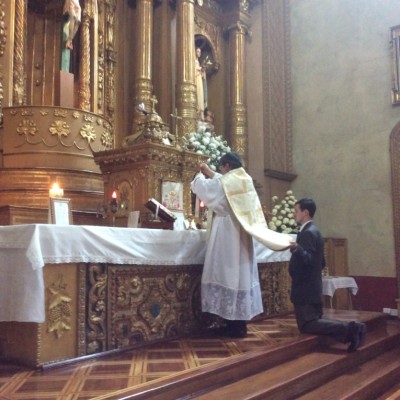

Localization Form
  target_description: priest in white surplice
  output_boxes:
[191,152,292,338]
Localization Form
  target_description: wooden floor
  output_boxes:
[0,310,398,400]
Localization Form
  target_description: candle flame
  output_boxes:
[112,190,117,199]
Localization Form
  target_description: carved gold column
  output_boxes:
[104,0,116,125]
[175,0,197,137]
[79,3,93,111]
[226,19,249,166]
[13,0,26,106]
[133,0,154,113]
[153,0,172,125]
[0,1,6,126]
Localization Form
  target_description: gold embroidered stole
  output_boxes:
[220,168,292,251]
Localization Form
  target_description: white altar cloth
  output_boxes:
[322,276,359,297]
[0,224,291,323]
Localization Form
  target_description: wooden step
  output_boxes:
[188,321,400,400]
[375,381,400,400]
[94,311,394,400]
[296,346,400,400]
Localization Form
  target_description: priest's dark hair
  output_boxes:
[219,152,243,170]
[295,198,316,218]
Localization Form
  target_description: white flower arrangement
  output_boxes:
[182,121,231,170]
[268,190,299,234]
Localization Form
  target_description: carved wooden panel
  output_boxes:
[107,264,204,350]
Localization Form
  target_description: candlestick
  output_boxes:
[110,190,118,213]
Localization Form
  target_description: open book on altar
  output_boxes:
[145,198,177,223]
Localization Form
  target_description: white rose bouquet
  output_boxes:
[267,190,299,234]
[182,121,231,171]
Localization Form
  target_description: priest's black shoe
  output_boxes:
[347,321,367,352]
[227,320,247,338]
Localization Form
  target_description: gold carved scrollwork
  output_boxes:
[49,120,70,139]
[109,265,204,349]
[13,0,26,106]
[80,123,97,143]
[104,0,116,123]
[47,275,73,339]
[17,118,38,137]
[101,128,113,148]
[87,264,107,354]
[5,106,113,151]
[0,78,3,127]
[0,1,7,57]
[258,262,289,316]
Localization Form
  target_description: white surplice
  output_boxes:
[191,173,263,320]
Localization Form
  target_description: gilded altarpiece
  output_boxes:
[79,261,290,357]
[0,257,290,367]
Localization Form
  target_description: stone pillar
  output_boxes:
[226,19,250,166]
[133,0,154,113]
[13,0,27,106]
[175,0,197,137]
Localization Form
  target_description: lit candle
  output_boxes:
[110,190,118,214]
[49,183,64,198]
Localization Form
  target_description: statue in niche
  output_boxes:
[204,107,215,133]
[60,0,82,72]
[195,34,218,122]
[195,47,207,120]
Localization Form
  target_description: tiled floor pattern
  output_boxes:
[0,317,299,400]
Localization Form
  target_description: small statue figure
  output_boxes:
[195,47,207,120]
[61,0,82,72]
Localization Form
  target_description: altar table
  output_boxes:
[0,224,291,367]
[322,276,358,309]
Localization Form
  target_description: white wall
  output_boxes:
[291,0,400,277]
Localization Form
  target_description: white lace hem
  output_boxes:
[201,282,263,320]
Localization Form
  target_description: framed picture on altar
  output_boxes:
[49,198,73,225]
[161,181,183,211]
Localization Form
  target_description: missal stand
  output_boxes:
[142,198,176,230]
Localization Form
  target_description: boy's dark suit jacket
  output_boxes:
[289,222,325,305]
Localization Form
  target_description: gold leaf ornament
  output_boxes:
[49,120,70,138]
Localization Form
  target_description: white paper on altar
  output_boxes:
[127,211,141,228]
[173,211,186,230]
[0,224,292,323]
